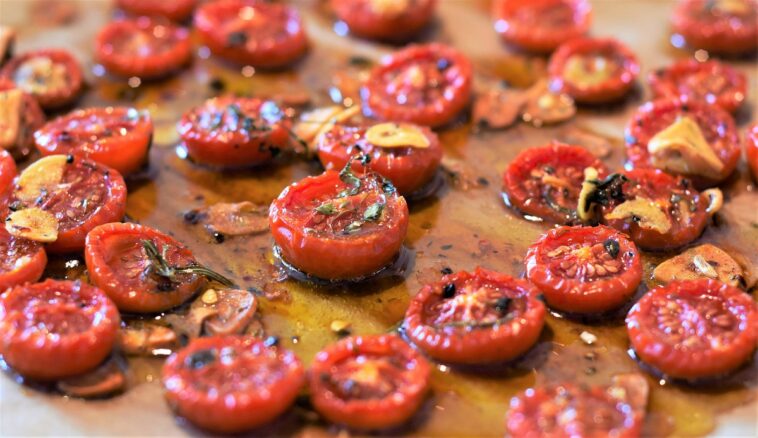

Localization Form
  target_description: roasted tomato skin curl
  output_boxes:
[0,227,47,293]
[309,334,431,430]
[116,0,196,22]
[0,49,83,110]
[746,123,758,180]
[671,0,757,55]
[34,107,153,176]
[403,267,546,364]
[162,336,305,434]
[331,0,437,41]
[0,279,120,381]
[626,279,758,380]
[525,225,642,314]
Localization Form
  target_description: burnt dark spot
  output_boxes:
[440,267,453,275]
[494,297,511,315]
[66,154,74,164]
[442,283,456,298]
[441,244,453,250]
[269,146,281,157]
[185,349,216,369]
[227,31,248,47]
[348,55,372,67]
[603,238,620,258]
[183,209,202,225]
[212,232,225,243]
[477,177,490,186]
[59,131,73,142]
[208,77,226,92]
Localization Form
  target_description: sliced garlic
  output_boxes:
[370,0,409,15]
[703,188,724,216]
[5,207,59,242]
[576,166,600,222]
[365,122,430,148]
[15,155,67,203]
[605,197,672,234]
[522,79,576,126]
[652,244,745,287]
[293,106,361,156]
[0,88,22,149]
[14,56,68,95]
[647,116,724,178]
[562,55,616,88]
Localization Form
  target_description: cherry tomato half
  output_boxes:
[270,165,409,280]
[95,17,192,79]
[178,96,290,169]
[403,267,546,364]
[162,336,304,433]
[194,0,308,68]
[0,226,46,293]
[316,122,442,195]
[625,98,740,187]
[362,43,473,128]
[492,0,592,53]
[648,59,747,113]
[309,334,430,430]
[525,225,642,314]
[0,149,17,206]
[747,123,758,180]
[331,0,437,41]
[34,107,152,176]
[627,279,757,379]
[116,0,196,22]
[0,279,120,381]
[502,143,608,224]
[671,0,757,55]
[548,37,640,104]
[85,222,206,313]
[0,49,83,109]
[0,79,46,158]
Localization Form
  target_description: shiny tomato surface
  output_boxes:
[331,0,437,41]
[0,149,16,206]
[0,226,46,293]
[116,0,196,22]
[0,49,83,109]
[671,0,757,55]
[0,79,46,157]
[747,123,758,180]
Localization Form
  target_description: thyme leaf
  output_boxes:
[363,202,384,222]
[338,162,361,197]
[315,202,336,215]
[142,240,235,289]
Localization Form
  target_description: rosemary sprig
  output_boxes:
[142,240,235,288]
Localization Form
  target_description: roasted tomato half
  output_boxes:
[7,155,127,253]
[178,96,290,169]
[0,149,16,206]
[116,0,196,22]
[492,0,592,53]
[627,279,757,379]
[0,279,120,381]
[525,225,642,314]
[194,0,308,68]
[625,98,740,187]
[0,49,83,109]
[34,107,152,176]
[309,334,430,430]
[0,226,46,293]
[85,222,212,313]
[162,336,304,434]
[95,17,192,79]
[316,121,442,195]
[502,143,608,224]
[548,37,640,104]
[403,267,546,364]
[331,0,437,41]
[648,59,747,114]
[362,43,473,128]
[0,80,45,158]
[747,123,758,180]
[270,164,409,280]
[671,0,757,55]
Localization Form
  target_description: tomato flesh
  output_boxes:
[0,149,16,207]
[0,49,83,109]
[747,123,758,180]
[331,0,437,41]
[493,0,592,53]
[0,226,47,293]
[671,0,757,55]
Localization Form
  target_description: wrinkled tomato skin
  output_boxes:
[0,227,47,293]
[0,49,83,110]
[85,222,206,313]
[362,43,473,128]
[0,149,17,207]
[502,143,608,224]
[548,37,640,104]
[116,0,196,22]
[403,267,546,364]
[95,18,192,79]
[162,336,305,434]
[316,123,442,195]
[0,279,120,381]
[0,79,46,158]
[525,225,642,314]
[648,59,747,114]
[178,96,290,169]
[309,334,431,430]
[746,123,758,180]
[331,0,437,41]
[671,0,757,55]
[269,170,409,280]
[34,107,153,176]
[492,0,592,53]
[194,0,308,68]
[627,279,758,380]
[625,98,740,187]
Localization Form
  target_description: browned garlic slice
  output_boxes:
[653,244,746,287]
[5,207,59,242]
[119,323,178,356]
[365,122,430,148]
[562,55,616,88]
[370,0,409,15]
[647,116,724,178]
[204,201,268,236]
[57,358,126,399]
[15,154,67,203]
[576,166,600,222]
[472,87,526,130]
[522,79,576,126]
[703,188,724,215]
[0,88,22,149]
[293,106,361,155]
[605,197,672,234]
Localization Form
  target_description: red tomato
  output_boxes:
[178,96,290,168]
[525,225,642,314]
[0,149,16,206]
[0,227,46,293]
[162,336,304,433]
[492,0,592,53]
[316,122,442,195]
[85,222,207,313]
[0,49,83,109]
[309,334,430,430]
[502,143,608,224]
[747,123,758,180]
[671,0,757,55]
[194,0,308,68]
[548,37,640,104]
[116,0,196,22]
[627,279,757,379]
[34,107,153,176]
[269,166,409,280]
[625,98,740,187]
[331,0,437,41]
[0,79,46,158]
[648,59,747,113]
[0,279,120,381]
[95,17,192,79]
[362,43,473,128]
[403,267,546,364]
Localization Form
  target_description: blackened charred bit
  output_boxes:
[208,77,226,93]
[477,177,490,187]
[441,244,453,250]
[604,238,620,258]
[441,267,453,275]
[66,154,74,164]
[227,31,248,47]
[185,349,216,369]
[212,232,225,244]
[494,297,511,315]
[348,55,372,67]
[442,283,456,298]
[183,209,202,225]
